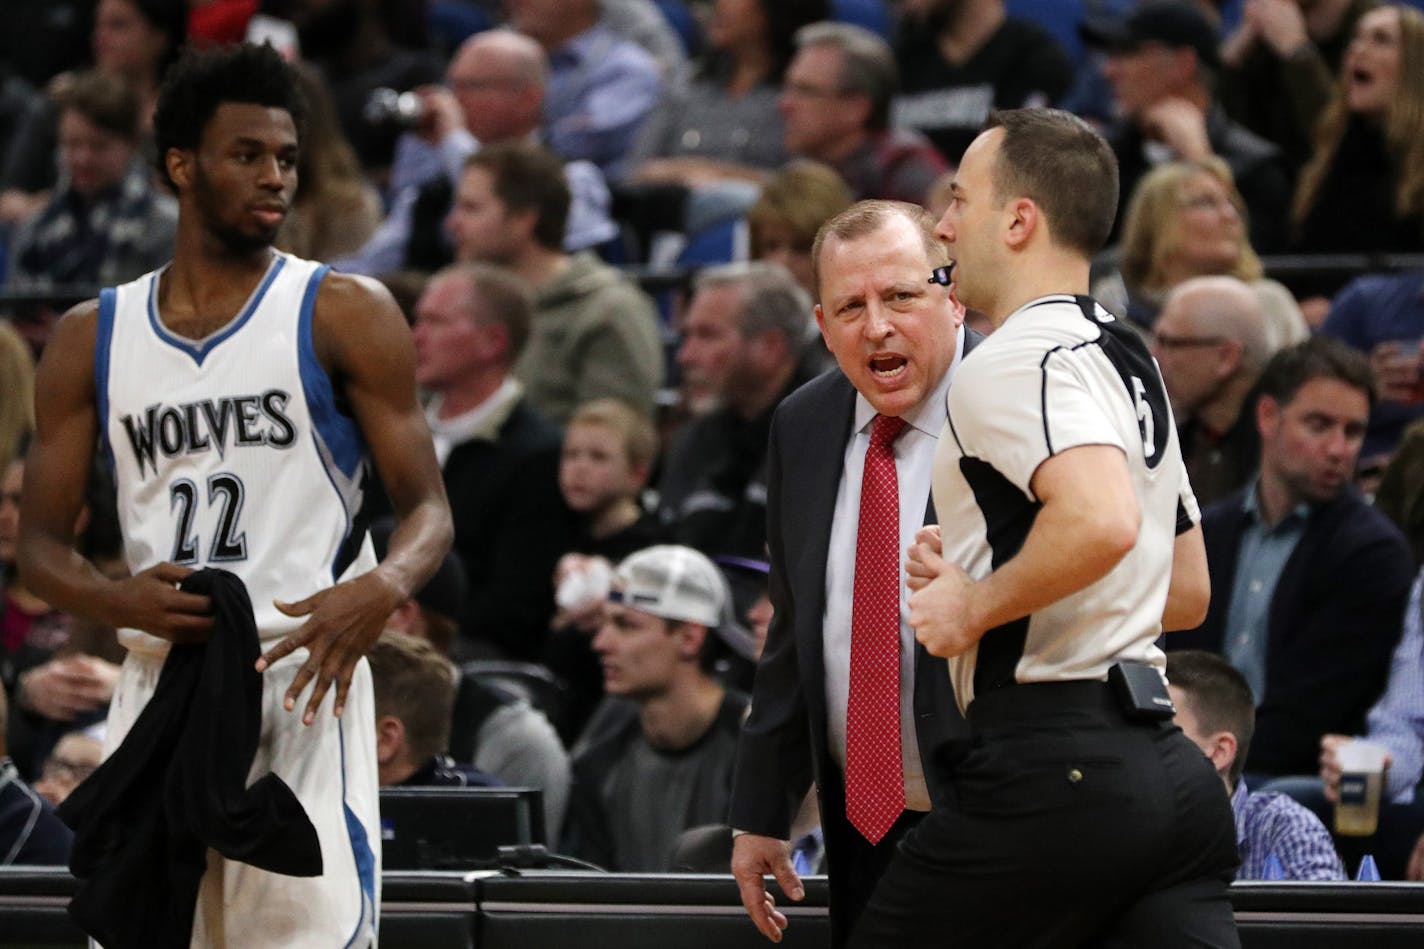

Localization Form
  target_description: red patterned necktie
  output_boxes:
[846,412,908,844]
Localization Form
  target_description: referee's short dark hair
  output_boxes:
[1166,650,1255,786]
[984,108,1119,258]
[1256,335,1376,410]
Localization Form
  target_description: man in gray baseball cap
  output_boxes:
[560,545,754,871]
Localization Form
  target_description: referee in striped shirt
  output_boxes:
[850,109,1241,947]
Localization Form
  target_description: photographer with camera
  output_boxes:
[337,30,615,278]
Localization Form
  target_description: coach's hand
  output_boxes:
[260,570,406,725]
[732,833,802,943]
[110,562,213,642]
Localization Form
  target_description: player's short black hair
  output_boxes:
[152,43,308,189]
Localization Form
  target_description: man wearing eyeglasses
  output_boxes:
[778,22,948,205]
[1151,276,1273,507]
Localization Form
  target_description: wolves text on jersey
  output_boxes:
[119,390,298,478]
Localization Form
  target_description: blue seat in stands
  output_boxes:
[833,0,892,40]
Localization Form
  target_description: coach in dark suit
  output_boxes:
[729,202,977,946]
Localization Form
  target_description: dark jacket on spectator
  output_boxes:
[1173,487,1415,776]
[1,755,71,865]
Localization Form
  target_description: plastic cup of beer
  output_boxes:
[1334,740,1389,837]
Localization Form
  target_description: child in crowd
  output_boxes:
[545,399,666,743]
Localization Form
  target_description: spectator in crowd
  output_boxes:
[31,726,103,807]
[446,141,664,422]
[5,72,177,293]
[745,159,853,299]
[0,63,46,228]
[1319,268,1424,469]
[368,631,502,788]
[562,544,755,871]
[1151,276,1274,509]
[1264,567,1424,880]
[336,29,616,276]
[0,323,34,475]
[1172,336,1415,779]
[658,262,819,559]
[1,0,187,227]
[1376,419,1424,563]
[1167,650,1346,881]
[1095,158,1309,344]
[1220,0,1377,172]
[0,0,93,90]
[779,22,948,204]
[274,62,381,262]
[1290,4,1424,265]
[505,0,664,180]
[558,399,664,565]
[2,455,120,780]
[891,0,1074,165]
[1081,0,1293,251]
[0,686,71,865]
[372,517,573,836]
[601,0,691,85]
[285,0,445,174]
[627,0,828,186]
[545,398,666,742]
[411,261,573,662]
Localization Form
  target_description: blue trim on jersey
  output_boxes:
[94,287,118,471]
[339,719,377,949]
[296,264,363,479]
[147,255,286,366]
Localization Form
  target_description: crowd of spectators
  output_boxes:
[3,0,1424,891]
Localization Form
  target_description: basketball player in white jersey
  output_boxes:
[844,110,1241,947]
[18,44,452,947]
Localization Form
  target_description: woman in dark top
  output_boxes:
[1293,3,1424,260]
[625,0,828,186]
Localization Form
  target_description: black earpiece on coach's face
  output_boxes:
[928,264,954,286]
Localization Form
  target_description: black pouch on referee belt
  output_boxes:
[1108,662,1176,723]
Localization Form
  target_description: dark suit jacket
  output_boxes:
[1171,487,1415,776]
[443,397,575,660]
[729,342,979,944]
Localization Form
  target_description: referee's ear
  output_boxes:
[1004,197,1040,251]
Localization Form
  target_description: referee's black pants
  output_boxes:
[848,680,1241,948]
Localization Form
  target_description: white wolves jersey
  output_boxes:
[931,295,1199,714]
[96,251,376,652]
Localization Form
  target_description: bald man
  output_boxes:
[1151,276,1272,507]
[337,29,614,275]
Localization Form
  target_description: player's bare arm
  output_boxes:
[19,301,213,641]
[258,272,452,723]
[1162,523,1210,631]
[908,444,1140,657]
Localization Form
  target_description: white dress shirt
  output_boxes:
[822,325,965,812]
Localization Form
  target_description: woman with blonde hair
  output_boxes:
[1293,3,1424,260]
[746,159,853,297]
[1096,157,1308,349]
[0,320,35,474]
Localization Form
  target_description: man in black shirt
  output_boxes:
[892,0,1075,165]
